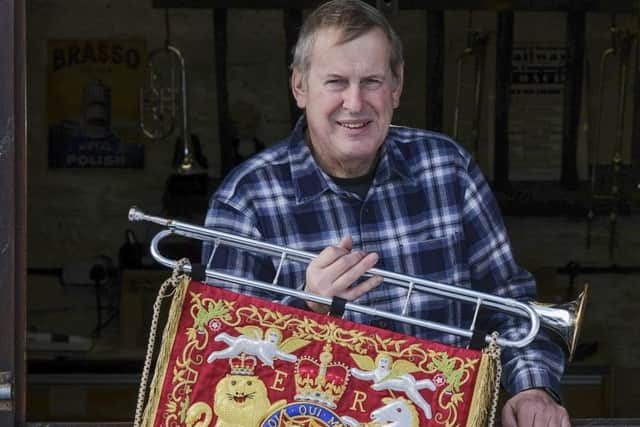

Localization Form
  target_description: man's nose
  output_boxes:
[342,85,363,112]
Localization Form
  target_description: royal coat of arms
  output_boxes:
[138,275,498,427]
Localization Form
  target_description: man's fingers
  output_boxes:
[520,410,536,427]
[324,250,369,280]
[337,235,353,250]
[343,275,384,301]
[305,237,380,312]
[311,274,383,314]
[311,236,353,268]
[313,244,350,269]
[501,389,569,427]
[332,252,379,291]
[550,408,570,427]
[501,404,517,427]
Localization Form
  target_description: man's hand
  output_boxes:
[304,235,383,314]
[502,388,570,427]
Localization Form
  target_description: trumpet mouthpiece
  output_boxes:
[128,206,145,222]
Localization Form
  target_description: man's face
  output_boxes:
[291,27,403,178]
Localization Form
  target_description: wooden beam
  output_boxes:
[156,0,322,8]
[425,10,444,132]
[0,0,26,423]
[14,0,26,420]
[561,10,584,188]
[632,5,640,175]
[154,0,639,12]
[633,66,640,170]
[213,8,233,176]
[494,10,513,189]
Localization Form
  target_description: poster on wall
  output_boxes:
[47,40,146,168]
[509,45,566,181]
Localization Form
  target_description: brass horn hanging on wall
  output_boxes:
[139,10,209,218]
[452,12,491,161]
[139,9,206,174]
[139,46,176,141]
[586,14,638,255]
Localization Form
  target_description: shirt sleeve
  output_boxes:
[201,197,280,301]
[459,158,565,399]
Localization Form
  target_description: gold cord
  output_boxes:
[133,259,189,427]
[486,332,502,427]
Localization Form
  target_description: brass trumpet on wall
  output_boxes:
[453,13,491,160]
[587,17,638,255]
[139,44,197,173]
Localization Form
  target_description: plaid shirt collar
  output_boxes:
[287,116,416,204]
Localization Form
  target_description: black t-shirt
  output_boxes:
[330,169,375,200]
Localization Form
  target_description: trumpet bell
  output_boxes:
[532,284,589,362]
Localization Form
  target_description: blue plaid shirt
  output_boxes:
[203,116,564,398]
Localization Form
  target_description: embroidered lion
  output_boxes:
[213,374,285,427]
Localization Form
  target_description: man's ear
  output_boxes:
[392,64,404,109]
[291,68,307,109]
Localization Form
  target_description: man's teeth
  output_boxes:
[339,121,367,129]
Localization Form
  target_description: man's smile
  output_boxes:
[336,120,371,129]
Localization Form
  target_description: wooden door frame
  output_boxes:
[0,0,27,425]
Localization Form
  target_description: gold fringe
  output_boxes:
[140,274,191,427]
[466,335,501,427]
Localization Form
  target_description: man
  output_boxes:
[203,1,570,425]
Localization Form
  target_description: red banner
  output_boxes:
[141,276,497,427]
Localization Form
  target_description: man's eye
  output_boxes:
[325,79,346,87]
[364,79,382,88]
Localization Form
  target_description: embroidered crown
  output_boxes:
[294,344,350,409]
[229,354,257,375]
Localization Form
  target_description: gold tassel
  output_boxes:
[135,261,191,427]
[467,333,502,427]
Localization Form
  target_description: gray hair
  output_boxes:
[290,0,404,79]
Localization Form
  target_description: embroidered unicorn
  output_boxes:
[342,396,420,427]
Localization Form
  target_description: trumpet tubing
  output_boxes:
[129,207,587,359]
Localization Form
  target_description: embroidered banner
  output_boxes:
[140,276,497,427]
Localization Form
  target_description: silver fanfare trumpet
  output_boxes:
[128,207,588,360]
